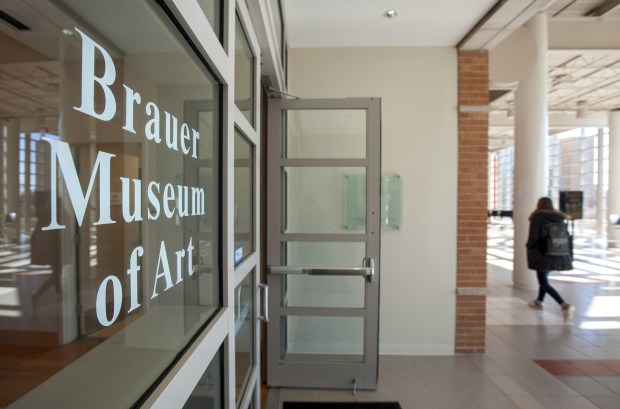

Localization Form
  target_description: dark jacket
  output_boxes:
[526,209,573,272]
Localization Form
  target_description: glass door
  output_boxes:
[266,98,381,390]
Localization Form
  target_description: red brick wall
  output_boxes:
[456,51,489,354]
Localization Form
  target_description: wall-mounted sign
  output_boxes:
[559,191,583,220]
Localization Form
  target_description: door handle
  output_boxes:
[258,283,269,322]
[268,257,375,282]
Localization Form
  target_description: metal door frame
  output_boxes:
[266,97,381,390]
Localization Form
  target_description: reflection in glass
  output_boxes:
[284,316,364,362]
[0,0,221,407]
[196,0,222,42]
[235,14,254,125]
[234,130,254,263]
[269,0,283,61]
[283,241,366,308]
[285,242,365,267]
[283,167,366,234]
[285,110,366,159]
[284,276,364,308]
[183,349,222,409]
[235,271,254,402]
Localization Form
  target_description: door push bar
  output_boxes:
[268,257,376,282]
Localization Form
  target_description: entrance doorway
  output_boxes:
[266,98,381,390]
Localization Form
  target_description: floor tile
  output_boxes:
[568,360,618,376]
[387,373,430,398]
[593,376,620,394]
[471,394,520,409]
[534,360,587,376]
[549,395,601,409]
[395,395,440,409]
[584,395,620,409]
[489,375,532,395]
[557,376,618,396]
[272,225,620,409]
[598,360,620,374]
[507,394,555,409]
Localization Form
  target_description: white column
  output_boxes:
[7,119,21,242]
[608,110,620,247]
[0,122,5,215]
[24,133,31,234]
[597,128,605,237]
[513,13,549,290]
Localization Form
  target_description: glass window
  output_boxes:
[283,167,367,234]
[183,348,223,409]
[234,130,254,263]
[285,110,366,159]
[235,13,255,125]
[0,0,221,407]
[270,0,283,60]
[197,0,223,43]
[235,271,255,403]
[490,128,610,232]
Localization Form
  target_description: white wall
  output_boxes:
[288,47,458,354]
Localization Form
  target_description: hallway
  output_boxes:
[270,222,620,409]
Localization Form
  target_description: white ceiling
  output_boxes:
[281,0,499,47]
[283,0,620,151]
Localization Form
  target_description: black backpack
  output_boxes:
[543,221,572,256]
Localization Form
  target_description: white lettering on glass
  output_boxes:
[42,137,115,230]
[152,241,173,298]
[122,85,142,133]
[61,28,212,326]
[127,246,144,313]
[74,27,117,121]
[96,275,122,326]
[120,177,143,222]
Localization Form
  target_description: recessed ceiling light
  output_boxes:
[383,10,398,19]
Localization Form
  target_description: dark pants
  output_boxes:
[536,271,565,305]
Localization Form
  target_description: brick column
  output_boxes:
[456,51,488,354]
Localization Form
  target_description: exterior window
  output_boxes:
[490,127,609,231]
[270,0,284,62]
[183,348,223,408]
[0,0,221,407]
[234,130,254,263]
[235,13,255,125]
[235,271,255,403]
[197,0,223,42]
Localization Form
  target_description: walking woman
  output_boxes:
[526,197,576,321]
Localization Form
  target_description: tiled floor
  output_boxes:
[270,222,620,409]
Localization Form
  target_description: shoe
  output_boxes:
[563,304,575,322]
[528,300,543,310]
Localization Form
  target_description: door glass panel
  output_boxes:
[183,348,222,409]
[235,271,254,402]
[283,241,365,308]
[284,276,364,308]
[234,130,254,263]
[283,316,363,362]
[285,110,366,158]
[283,167,366,234]
[284,242,365,266]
